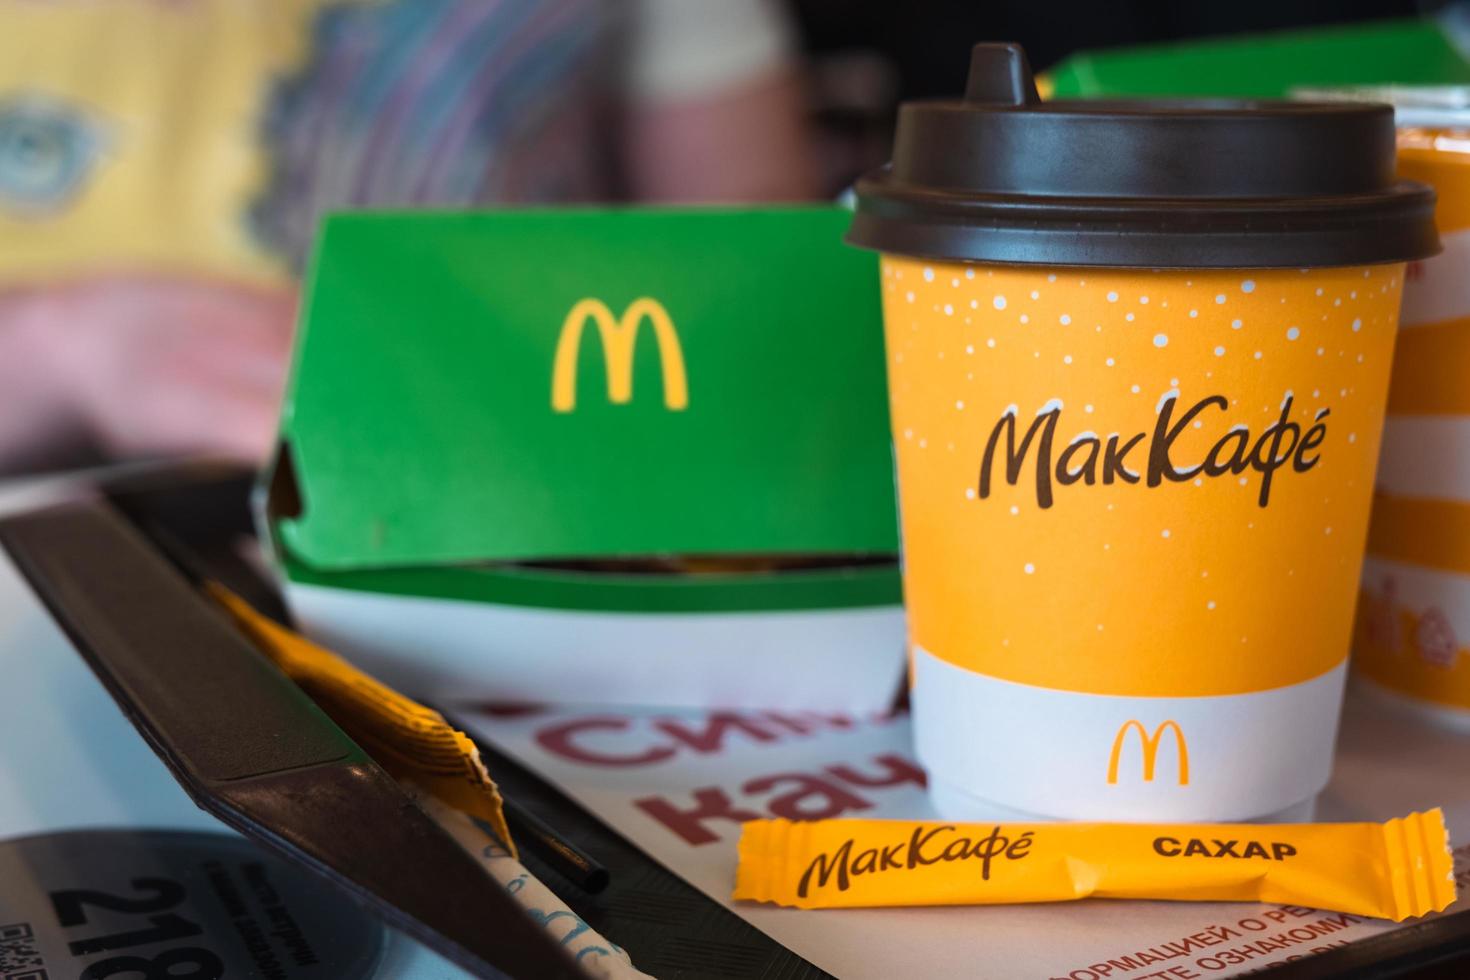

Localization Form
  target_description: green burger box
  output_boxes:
[260,206,906,710]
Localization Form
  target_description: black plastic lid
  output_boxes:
[848,44,1440,269]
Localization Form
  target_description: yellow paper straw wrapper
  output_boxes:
[734,812,1456,921]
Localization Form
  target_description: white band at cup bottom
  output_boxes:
[912,647,1347,822]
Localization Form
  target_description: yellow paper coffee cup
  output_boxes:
[849,45,1439,820]
[883,259,1401,819]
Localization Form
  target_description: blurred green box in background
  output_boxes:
[1044,17,1470,98]
[261,206,906,711]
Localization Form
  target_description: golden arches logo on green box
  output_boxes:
[551,297,688,414]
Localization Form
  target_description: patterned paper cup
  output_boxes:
[882,259,1405,819]
[1348,96,1470,730]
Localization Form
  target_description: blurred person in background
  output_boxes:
[0,0,815,473]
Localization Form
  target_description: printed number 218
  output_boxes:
[50,877,223,980]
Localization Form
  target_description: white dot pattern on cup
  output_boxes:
[878,256,1404,698]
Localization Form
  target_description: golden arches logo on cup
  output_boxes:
[1107,720,1190,786]
[551,297,688,413]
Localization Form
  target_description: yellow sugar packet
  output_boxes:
[734,812,1456,921]
[208,584,516,857]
